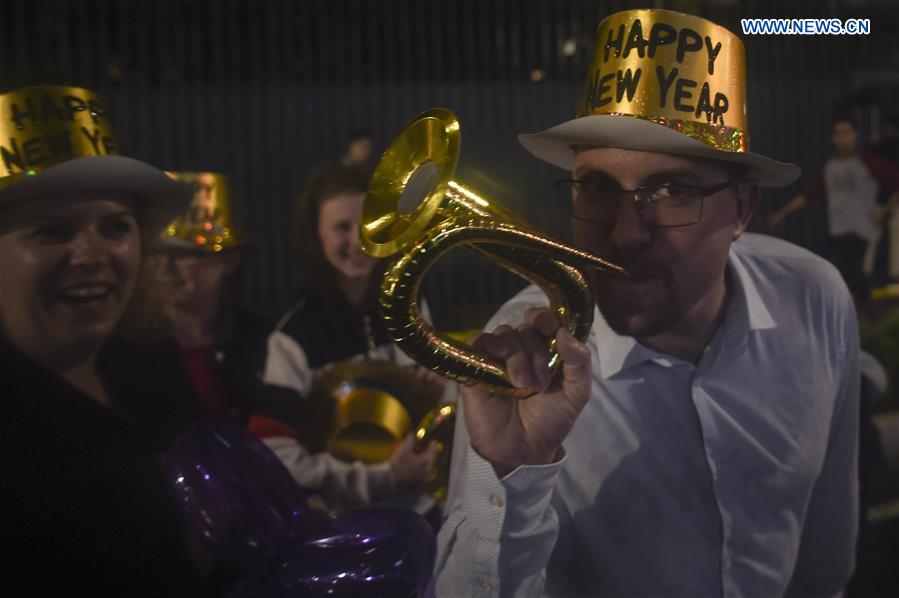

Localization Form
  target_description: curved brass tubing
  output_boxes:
[361,108,626,397]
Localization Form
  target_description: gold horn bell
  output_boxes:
[361,108,626,397]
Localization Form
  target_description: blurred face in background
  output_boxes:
[317,192,377,282]
[0,194,141,365]
[153,246,239,310]
[347,137,373,165]
[831,120,857,156]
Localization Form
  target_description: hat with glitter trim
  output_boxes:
[161,171,248,252]
[518,9,800,187]
[0,85,190,234]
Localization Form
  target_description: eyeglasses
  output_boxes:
[554,178,740,228]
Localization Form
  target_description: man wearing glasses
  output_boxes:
[435,10,859,598]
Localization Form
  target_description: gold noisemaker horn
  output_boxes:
[415,402,456,503]
[361,108,626,397]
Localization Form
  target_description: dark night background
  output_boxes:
[3,1,899,595]
[3,0,897,329]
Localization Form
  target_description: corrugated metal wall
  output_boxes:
[3,0,898,329]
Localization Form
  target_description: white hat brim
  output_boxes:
[518,115,800,187]
[0,155,190,236]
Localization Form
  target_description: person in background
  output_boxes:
[870,114,899,282]
[152,171,270,423]
[251,162,440,511]
[0,85,199,596]
[341,128,375,172]
[768,115,899,315]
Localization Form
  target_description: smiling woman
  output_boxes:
[0,86,201,595]
[250,162,445,515]
[0,194,142,385]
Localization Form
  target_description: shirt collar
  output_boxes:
[726,244,777,334]
[590,308,660,379]
[590,246,777,379]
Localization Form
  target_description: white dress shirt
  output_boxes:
[435,233,859,598]
[821,156,879,240]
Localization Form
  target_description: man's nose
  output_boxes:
[608,197,653,250]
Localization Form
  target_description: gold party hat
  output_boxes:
[162,171,247,251]
[0,85,119,187]
[0,85,190,233]
[519,9,799,186]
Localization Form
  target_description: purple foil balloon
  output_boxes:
[227,508,436,598]
[166,421,436,596]
[165,420,328,568]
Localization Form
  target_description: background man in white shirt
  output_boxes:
[768,115,899,319]
[435,9,859,598]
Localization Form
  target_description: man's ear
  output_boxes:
[733,183,760,240]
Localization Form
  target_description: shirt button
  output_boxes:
[215,351,225,362]
[489,494,504,508]
[480,577,494,590]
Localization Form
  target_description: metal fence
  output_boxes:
[3,0,898,329]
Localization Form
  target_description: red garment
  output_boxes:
[179,345,229,416]
[248,414,299,440]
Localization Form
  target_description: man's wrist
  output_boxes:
[461,443,564,539]
[489,447,564,479]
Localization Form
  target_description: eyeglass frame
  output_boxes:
[553,177,743,229]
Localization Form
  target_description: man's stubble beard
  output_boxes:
[589,270,679,339]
